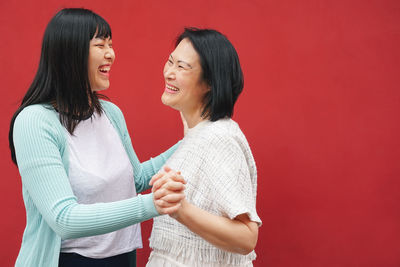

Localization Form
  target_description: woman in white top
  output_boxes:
[147,28,262,267]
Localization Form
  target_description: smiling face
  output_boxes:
[88,36,115,91]
[161,38,209,117]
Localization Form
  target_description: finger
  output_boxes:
[169,174,186,184]
[154,183,185,200]
[153,188,166,200]
[152,176,170,192]
[154,187,177,200]
[154,199,174,208]
[150,166,176,186]
[155,198,183,208]
[149,172,164,186]
[160,203,182,215]
[152,171,175,190]
[152,170,179,191]
[161,181,186,191]
[157,171,185,185]
[160,193,185,203]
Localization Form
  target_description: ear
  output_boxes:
[202,82,211,93]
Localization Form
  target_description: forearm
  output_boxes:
[50,193,159,239]
[174,200,258,255]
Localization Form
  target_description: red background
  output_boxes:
[1,0,400,266]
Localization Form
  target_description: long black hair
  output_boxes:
[9,8,112,165]
[176,28,244,121]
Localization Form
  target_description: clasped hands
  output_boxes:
[150,166,186,216]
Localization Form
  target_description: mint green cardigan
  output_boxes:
[13,100,178,267]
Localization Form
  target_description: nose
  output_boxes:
[164,64,175,80]
[105,48,115,61]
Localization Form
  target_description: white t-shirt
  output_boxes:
[61,112,142,258]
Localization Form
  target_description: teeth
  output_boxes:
[166,84,179,91]
[99,67,110,72]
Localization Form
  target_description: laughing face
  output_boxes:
[161,38,209,116]
[88,36,115,91]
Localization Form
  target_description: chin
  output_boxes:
[92,85,109,92]
[161,93,171,106]
[161,96,179,111]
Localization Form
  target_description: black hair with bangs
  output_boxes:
[176,28,244,121]
[9,8,112,165]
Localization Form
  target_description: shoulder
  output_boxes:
[17,104,55,117]
[196,118,246,148]
[100,99,120,111]
[178,119,242,165]
[100,99,126,124]
[99,99,130,137]
[13,104,66,147]
[15,104,59,128]
[100,99,123,117]
[196,119,255,168]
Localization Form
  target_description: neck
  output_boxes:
[182,108,207,128]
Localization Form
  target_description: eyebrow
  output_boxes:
[170,54,193,69]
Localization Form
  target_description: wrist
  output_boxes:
[171,199,188,221]
[142,193,160,217]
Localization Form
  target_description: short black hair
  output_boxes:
[9,8,111,165]
[176,28,244,121]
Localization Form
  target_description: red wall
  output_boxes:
[1,1,400,266]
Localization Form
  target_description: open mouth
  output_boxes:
[99,65,111,75]
[166,84,179,92]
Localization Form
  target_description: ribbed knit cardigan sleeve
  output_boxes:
[100,100,180,193]
[13,105,161,240]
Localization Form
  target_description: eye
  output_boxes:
[167,59,173,65]
[178,65,185,69]
[95,44,105,47]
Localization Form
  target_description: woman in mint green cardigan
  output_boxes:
[9,8,184,267]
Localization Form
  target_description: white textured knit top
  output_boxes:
[61,112,141,258]
[149,118,261,266]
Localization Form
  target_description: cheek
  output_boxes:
[88,48,96,64]
[88,63,96,79]
[88,56,96,74]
